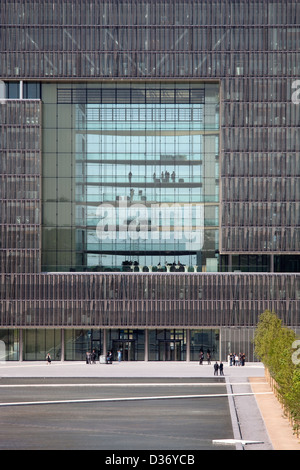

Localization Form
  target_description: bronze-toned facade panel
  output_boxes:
[0,1,299,80]
[0,273,299,328]
[2,272,299,302]
[0,100,41,273]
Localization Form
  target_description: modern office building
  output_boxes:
[0,0,299,362]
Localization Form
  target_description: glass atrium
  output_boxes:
[42,82,220,272]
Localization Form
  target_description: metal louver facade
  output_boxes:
[0,0,299,361]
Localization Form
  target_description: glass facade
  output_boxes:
[149,329,187,361]
[107,329,145,361]
[64,329,103,361]
[23,328,61,361]
[190,329,219,361]
[3,326,287,363]
[41,82,219,273]
[0,329,19,361]
[0,327,229,362]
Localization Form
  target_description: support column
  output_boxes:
[228,254,232,272]
[186,329,190,362]
[270,254,274,273]
[19,329,23,361]
[61,329,65,361]
[103,329,107,356]
[19,81,23,99]
[144,329,149,361]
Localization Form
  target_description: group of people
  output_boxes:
[107,350,122,363]
[128,170,178,184]
[86,350,112,364]
[86,350,98,364]
[153,170,176,183]
[199,348,242,376]
[199,350,212,365]
[213,361,224,376]
[85,349,122,364]
[198,349,224,375]
[229,352,246,366]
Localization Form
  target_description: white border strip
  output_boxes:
[0,381,267,388]
[0,391,273,407]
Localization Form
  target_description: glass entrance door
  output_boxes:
[90,330,102,361]
[159,340,182,361]
[190,329,220,361]
[112,340,135,361]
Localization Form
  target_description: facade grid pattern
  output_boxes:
[0,273,299,328]
[0,0,299,255]
[0,100,41,274]
[0,0,299,360]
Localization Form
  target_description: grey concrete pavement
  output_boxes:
[0,360,265,378]
[0,377,234,450]
[0,361,272,450]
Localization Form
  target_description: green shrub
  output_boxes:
[254,310,300,435]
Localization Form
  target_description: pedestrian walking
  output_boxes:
[214,361,219,376]
[199,351,204,365]
[106,350,113,364]
[46,353,51,364]
[219,362,224,375]
[206,351,211,365]
[241,353,246,366]
[117,349,122,363]
[86,351,91,364]
[91,349,97,364]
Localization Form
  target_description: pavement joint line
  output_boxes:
[0,382,268,388]
[0,362,264,367]
[0,391,273,407]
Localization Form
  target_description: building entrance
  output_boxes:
[190,329,220,361]
[90,330,102,360]
[112,339,135,361]
[149,329,186,361]
[158,340,182,361]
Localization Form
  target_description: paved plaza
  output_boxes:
[0,359,264,379]
[0,360,290,451]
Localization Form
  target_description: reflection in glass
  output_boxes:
[42,82,220,272]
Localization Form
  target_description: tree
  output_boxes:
[254,310,282,371]
[254,309,300,436]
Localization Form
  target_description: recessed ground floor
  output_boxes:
[0,327,258,362]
